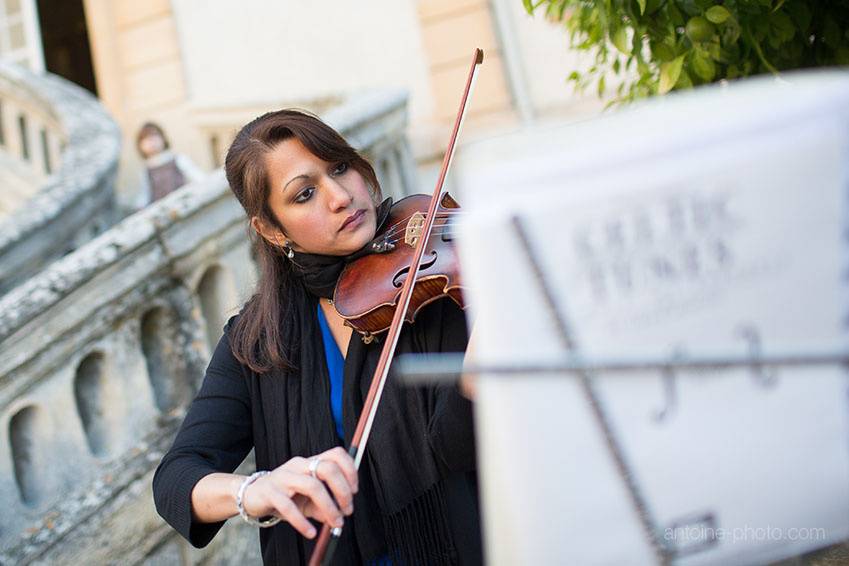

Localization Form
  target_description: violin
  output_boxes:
[332,192,465,339]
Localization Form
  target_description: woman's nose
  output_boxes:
[325,178,352,210]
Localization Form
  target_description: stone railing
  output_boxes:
[0,90,414,565]
[0,61,120,297]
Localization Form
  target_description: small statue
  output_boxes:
[134,122,204,210]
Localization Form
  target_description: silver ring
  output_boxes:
[308,457,322,479]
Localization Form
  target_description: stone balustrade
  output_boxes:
[0,61,121,297]
[0,89,415,565]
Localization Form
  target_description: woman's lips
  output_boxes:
[340,209,365,231]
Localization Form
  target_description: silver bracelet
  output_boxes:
[236,471,281,527]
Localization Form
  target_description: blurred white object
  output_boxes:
[455,71,849,565]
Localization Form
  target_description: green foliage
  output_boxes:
[522,0,849,103]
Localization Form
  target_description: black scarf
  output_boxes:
[254,197,462,565]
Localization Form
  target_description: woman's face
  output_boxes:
[256,137,377,256]
[139,132,165,158]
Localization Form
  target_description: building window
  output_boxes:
[209,133,222,168]
[35,0,97,94]
[0,0,45,72]
[17,113,28,161]
[39,126,49,173]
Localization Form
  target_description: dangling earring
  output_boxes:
[282,239,295,260]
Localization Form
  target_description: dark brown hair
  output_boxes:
[224,109,380,373]
[136,122,170,156]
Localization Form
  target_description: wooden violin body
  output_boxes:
[333,192,465,336]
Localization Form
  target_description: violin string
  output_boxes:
[381,225,455,247]
[379,212,417,238]
[379,208,463,234]
[378,210,464,241]
[379,211,463,240]
[381,219,454,242]
[380,219,450,241]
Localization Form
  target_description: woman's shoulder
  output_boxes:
[223,312,242,335]
[208,312,250,375]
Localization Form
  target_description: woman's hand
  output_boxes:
[241,447,358,539]
[460,372,477,400]
[460,325,479,400]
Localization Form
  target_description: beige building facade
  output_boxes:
[3,0,600,209]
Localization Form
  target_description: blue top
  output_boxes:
[317,304,346,440]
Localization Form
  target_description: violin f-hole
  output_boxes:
[393,251,438,288]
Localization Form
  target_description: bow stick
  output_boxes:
[308,47,484,566]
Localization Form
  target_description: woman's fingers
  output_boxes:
[283,471,345,528]
[318,446,359,493]
[265,488,316,539]
[255,448,358,535]
[310,459,354,515]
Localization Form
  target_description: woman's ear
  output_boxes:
[250,216,287,248]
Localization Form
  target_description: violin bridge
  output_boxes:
[405,212,425,247]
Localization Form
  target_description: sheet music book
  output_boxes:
[454,72,849,565]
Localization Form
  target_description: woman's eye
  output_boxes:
[332,162,349,176]
[295,187,315,203]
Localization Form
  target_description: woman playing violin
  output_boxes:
[152,109,481,565]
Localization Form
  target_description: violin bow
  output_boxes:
[308,48,484,566]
